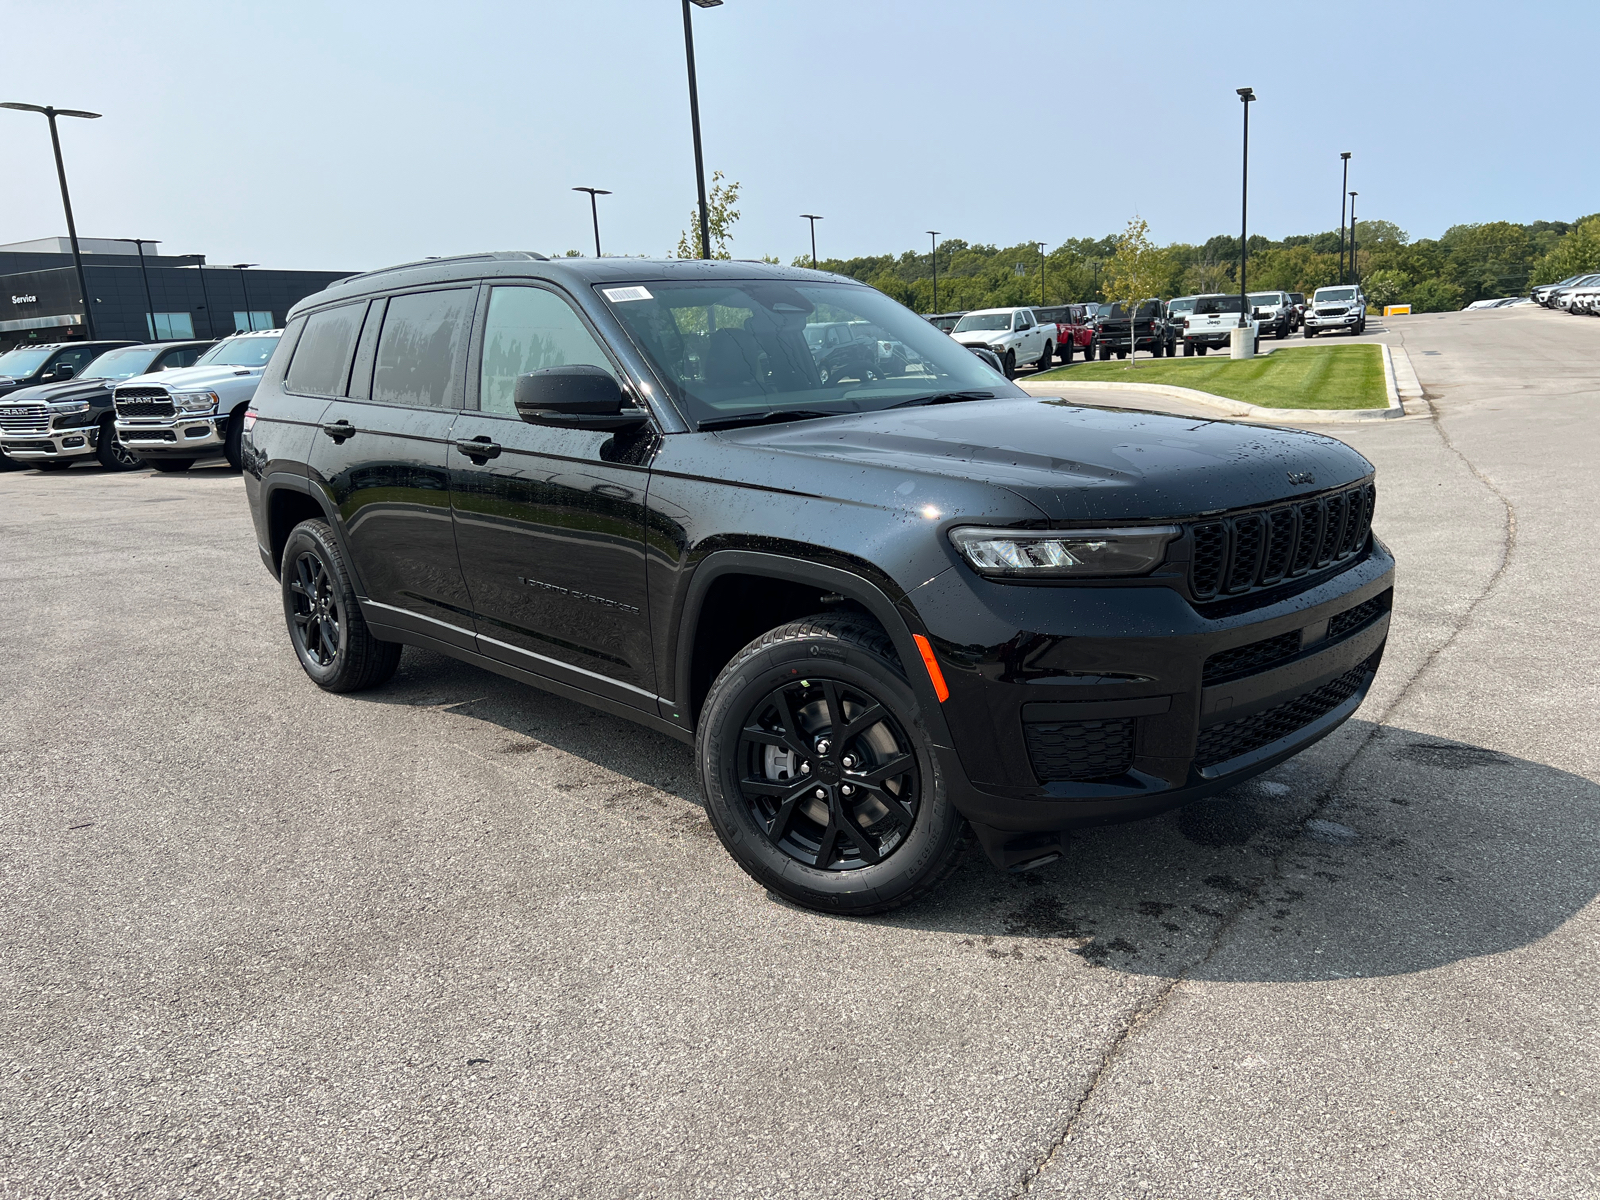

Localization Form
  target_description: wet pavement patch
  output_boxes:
[1304,819,1360,845]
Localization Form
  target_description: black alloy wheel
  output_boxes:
[96,418,140,471]
[280,519,402,692]
[698,613,967,914]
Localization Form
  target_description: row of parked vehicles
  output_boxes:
[926,286,1369,376]
[1531,273,1600,315]
[0,330,281,472]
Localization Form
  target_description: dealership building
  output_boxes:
[0,237,353,351]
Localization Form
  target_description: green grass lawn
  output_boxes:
[1032,343,1387,409]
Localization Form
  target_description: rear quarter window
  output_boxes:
[286,303,366,397]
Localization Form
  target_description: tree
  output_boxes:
[1529,215,1600,285]
[1362,269,1409,311]
[675,171,742,259]
[1101,217,1169,367]
[1408,279,1465,312]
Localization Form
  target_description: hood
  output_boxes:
[116,363,263,392]
[952,331,1008,347]
[713,396,1372,522]
[0,376,116,405]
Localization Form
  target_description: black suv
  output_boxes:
[244,255,1394,914]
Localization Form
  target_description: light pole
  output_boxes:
[181,255,214,338]
[116,238,160,339]
[1,101,101,339]
[1034,241,1047,306]
[1348,192,1359,287]
[1338,151,1351,285]
[926,231,941,314]
[572,187,611,257]
[681,0,722,260]
[800,214,822,269]
[1236,87,1255,329]
[231,264,258,331]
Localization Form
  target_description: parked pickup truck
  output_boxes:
[1248,291,1295,339]
[1181,294,1260,356]
[950,307,1054,377]
[1095,299,1171,359]
[0,340,211,471]
[1303,286,1367,337]
[1034,304,1095,363]
[112,329,282,472]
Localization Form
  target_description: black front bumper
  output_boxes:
[909,540,1395,865]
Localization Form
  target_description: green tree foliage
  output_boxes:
[1101,217,1170,366]
[675,171,742,260]
[803,213,1598,314]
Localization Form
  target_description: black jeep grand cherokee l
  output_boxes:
[243,254,1393,914]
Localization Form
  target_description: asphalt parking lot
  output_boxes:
[2,305,1597,1199]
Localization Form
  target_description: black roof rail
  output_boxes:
[338,250,549,285]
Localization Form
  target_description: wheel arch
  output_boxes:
[673,550,953,744]
[262,474,337,580]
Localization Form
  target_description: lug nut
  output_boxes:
[815,738,831,755]
[815,788,827,800]
[842,755,856,768]
[800,761,811,774]
[841,784,855,796]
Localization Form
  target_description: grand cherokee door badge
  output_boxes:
[517,576,639,615]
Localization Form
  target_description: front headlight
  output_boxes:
[173,390,219,413]
[949,526,1180,579]
[49,401,91,415]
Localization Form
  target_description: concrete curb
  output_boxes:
[1021,342,1412,424]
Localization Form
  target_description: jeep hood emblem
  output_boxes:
[1287,471,1316,485]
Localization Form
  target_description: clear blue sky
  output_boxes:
[4,1,1595,271]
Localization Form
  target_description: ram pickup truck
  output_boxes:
[1303,286,1367,337]
[0,340,211,470]
[1181,294,1260,355]
[1094,299,1170,359]
[112,329,282,471]
[1035,305,1095,363]
[951,307,1054,377]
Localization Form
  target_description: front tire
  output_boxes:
[224,406,246,471]
[96,418,140,471]
[697,613,967,915]
[281,519,402,692]
[1304,326,1316,339]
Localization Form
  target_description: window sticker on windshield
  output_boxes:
[603,286,653,303]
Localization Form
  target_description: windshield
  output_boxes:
[1195,295,1246,315]
[82,346,163,381]
[1168,298,1197,315]
[599,279,1018,428]
[0,348,53,377]
[196,335,280,367]
[952,312,1013,332]
[1315,288,1357,302]
[1249,292,1283,304]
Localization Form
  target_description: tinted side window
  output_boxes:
[52,347,97,373]
[373,289,473,409]
[479,286,616,416]
[157,346,201,370]
[286,303,365,397]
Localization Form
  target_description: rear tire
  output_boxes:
[224,406,246,471]
[1037,342,1053,371]
[697,612,967,915]
[1098,343,1110,361]
[1002,350,1016,379]
[1197,344,1208,356]
[1183,341,1194,357]
[96,417,140,471]
[1116,350,1127,360]
[146,458,195,473]
[280,519,402,692]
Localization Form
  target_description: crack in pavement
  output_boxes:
[1007,354,1520,1198]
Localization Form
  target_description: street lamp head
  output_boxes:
[572,186,611,196]
[231,263,258,270]
[1237,87,1255,102]
[2,102,101,119]
[1349,191,1357,199]
[1341,151,1351,161]
[688,0,723,6]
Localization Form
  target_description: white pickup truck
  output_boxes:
[1303,286,1367,337]
[1180,294,1259,356]
[950,307,1054,378]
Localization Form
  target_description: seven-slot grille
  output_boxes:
[115,387,175,418]
[1188,482,1375,602]
[0,405,49,435]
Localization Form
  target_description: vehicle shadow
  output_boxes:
[887,720,1600,983]
[352,654,1600,984]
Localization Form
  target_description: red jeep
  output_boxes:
[1034,305,1095,364]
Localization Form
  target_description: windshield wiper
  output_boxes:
[887,390,999,409]
[696,409,843,432]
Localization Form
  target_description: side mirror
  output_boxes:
[52,364,76,380]
[513,364,647,432]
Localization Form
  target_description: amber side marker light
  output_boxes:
[912,634,950,703]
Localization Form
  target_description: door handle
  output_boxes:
[321,420,356,441]
[455,436,501,461]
